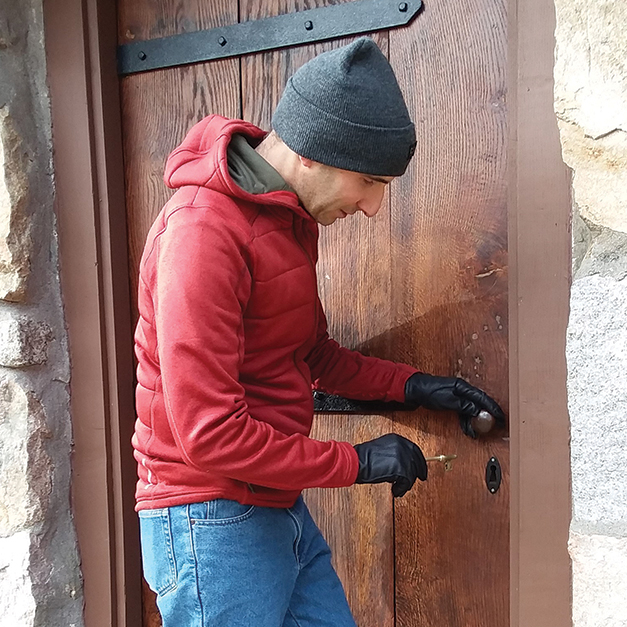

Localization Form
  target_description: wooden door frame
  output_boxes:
[43,0,572,625]
[44,0,140,625]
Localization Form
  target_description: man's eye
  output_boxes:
[363,178,374,186]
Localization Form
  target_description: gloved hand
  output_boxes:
[354,433,428,498]
[404,373,506,439]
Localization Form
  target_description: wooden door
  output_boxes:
[117,1,509,626]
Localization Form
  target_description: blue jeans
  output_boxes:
[139,496,358,627]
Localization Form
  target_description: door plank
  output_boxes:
[389,1,509,625]
[117,2,241,625]
[240,3,395,624]
[119,0,240,326]
[119,0,510,623]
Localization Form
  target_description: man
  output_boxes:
[133,37,505,627]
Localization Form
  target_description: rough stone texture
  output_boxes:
[558,120,627,234]
[554,0,627,139]
[0,316,52,367]
[0,0,85,624]
[0,107,31,301]
[0,376,52,537]
[569,531,627,627]
[567,275,627,535]
[571,205,594,277]
[574,218,627,281]
[556,2,627,624]
[0,532,36,626]
[555,0,627,234]
[0,15,15,50]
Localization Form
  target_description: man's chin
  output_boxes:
[317,215,338,226]
[324,210,350,225]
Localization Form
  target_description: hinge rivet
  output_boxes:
[305,20,314,30]
[138,51,147,60]
[218,36,227,46]
[399,2,409,11]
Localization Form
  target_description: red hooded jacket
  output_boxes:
[132,115,417,510]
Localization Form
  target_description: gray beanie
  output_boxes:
[272,37,416,177]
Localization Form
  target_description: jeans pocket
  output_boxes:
[139,509,177,595]
[190,499,256,525]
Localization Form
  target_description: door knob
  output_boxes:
[470,410,496,434]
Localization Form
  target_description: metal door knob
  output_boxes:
[470,409,496,434]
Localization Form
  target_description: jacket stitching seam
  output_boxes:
[143,374,161,472]
[141,184,202,264]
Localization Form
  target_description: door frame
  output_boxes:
[43,0,572,625]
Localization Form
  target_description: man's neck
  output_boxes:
[255,132,300,192]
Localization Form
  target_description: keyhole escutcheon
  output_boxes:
[485,456,502,494]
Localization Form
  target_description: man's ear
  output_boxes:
[298,155,315,168]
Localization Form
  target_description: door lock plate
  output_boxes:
[486,456,502,493]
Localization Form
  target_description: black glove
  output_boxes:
[404,373,506,438]
[354,434,428,498]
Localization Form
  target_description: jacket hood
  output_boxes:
[164,115,305,215]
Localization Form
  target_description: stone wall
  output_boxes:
[0,1,84,626]
[555,1,627,626]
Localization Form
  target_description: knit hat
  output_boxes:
[272,37,416,177]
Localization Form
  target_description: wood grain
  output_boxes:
[389,0,509,625]
[309,173,396,627]
[119,0,240,328]
[141,579,162,627]
[306,416,396,627]
[120,0,509,623]
[118,2,241,624]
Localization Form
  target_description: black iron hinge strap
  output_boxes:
[118,0,423,76]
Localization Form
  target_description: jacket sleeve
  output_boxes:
[306,298,418,402]
[151,206,358,491]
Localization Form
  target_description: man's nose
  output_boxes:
[358,195,384,218]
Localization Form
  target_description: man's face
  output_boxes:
[295,159,394,226]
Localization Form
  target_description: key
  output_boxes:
[425,454,458,472]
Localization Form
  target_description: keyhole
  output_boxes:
[485,456,501,494]
[488,463,497,483]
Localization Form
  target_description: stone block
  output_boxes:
[576,220,627,281]
[569,530,627,627]
[0,107,31,302]
[555,0,627,139]
[0,376,52,537]
[558,120,627,234]
[567,275,627,531]
[0,317,52,367]
[555,0,627,234]
[0,532,36,627]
